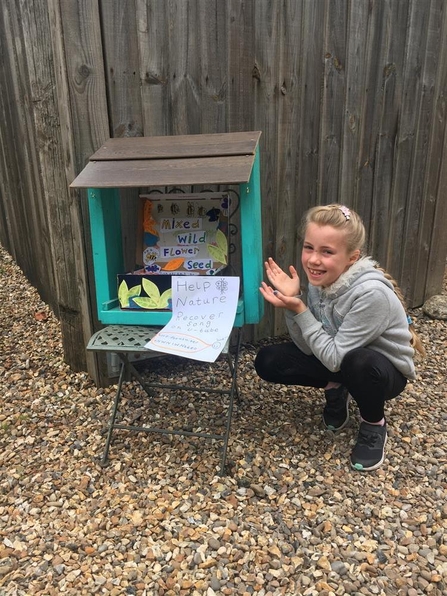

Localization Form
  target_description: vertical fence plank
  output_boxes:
[48,0,98,374]
[227,0,255,132]
[167,0,201,135]
[371,0,409,269]
[271,0,304,335]
[385,0,429,289]
[197,0,228,133]
[252,0,281,255]
[341,0,370,211]
[137,0,171,136]
[251,0,281,338]
[59,0,110,169]
[19,0,90,371]
[101,0,143,138]
[0,3,55,299]
[414,0,447,300]
[226,0,256,332]
[319,0,347,206]
[355,0,388,237]
[296,0,326,215]
[0,6,27,257]
[398,0,447,302]
[58,0,111,378]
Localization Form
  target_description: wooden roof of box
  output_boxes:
[70,131,262,188]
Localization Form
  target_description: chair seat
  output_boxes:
[87,324,161,354]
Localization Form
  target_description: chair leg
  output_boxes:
[124,358,156,398]
[219,329,242,475]
[100,358,127,467]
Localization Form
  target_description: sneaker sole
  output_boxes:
[351,432,388,471]
[323,394,351,432]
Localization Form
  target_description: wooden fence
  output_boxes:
[1,0,447,382]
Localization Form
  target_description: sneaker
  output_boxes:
[323,386,350,431]
[351,421,387,471]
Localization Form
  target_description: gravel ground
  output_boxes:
[1,244,446,596]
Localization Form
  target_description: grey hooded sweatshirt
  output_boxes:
[284,257,416,380]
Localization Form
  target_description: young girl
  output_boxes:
[255,204,424,471]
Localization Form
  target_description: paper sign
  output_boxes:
[139,193,229,275]
[145,276,240,362]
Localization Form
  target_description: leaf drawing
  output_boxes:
[132,296,159,309]
[142,277,161,301]
[118,280,141,308]
[207,244,227,265]
[215,229,227,253]
[162,258,185,271]
[158,289,172,309]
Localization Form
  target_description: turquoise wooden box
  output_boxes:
[70,131,264,328]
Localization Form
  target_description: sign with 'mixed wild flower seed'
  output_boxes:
[118,193,230,311]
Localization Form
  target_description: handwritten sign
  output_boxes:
[145,276,240,362]
[139,193,229,275]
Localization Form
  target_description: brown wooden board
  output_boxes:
[136,0,170,136]
[296,0,326,217]
[90,131,261,161]
[340,1,370,210]
[251,1,281,338]
[319,0,347,207]
[71,155,256,188]
[57,0,112,380]
[101,0,144,139]
[197,2,228,134]
[227,1,255,134]
[354,1,387,241]
[274,0,304,336]
[397,0,445,303]
[372,0,410,270]
[0,2,54,297]
[412,0,447,302]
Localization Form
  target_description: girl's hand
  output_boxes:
[264,257,301,297]
[259,282,306,314]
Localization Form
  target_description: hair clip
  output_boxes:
[407,315,413,325]
[338,205,351,221]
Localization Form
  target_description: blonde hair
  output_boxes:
[302,204,425,358]
[302,203,366,254]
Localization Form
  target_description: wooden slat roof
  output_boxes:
[71,131,261,188]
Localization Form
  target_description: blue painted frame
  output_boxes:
[87,147,264,328]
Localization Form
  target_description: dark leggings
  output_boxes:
[254,343,407,422]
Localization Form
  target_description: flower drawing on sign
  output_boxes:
[144,263,161,273]
[215,278,229,295]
